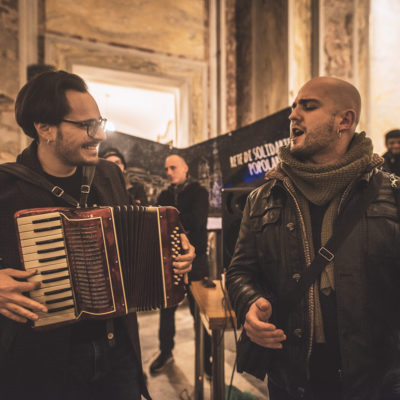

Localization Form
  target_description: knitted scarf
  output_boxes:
[267,132,383,342]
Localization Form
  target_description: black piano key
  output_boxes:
[33,225,62,233]
[40,267,69,275]
[44,287,71,296]
[32,216,61,224]
[36,237,64,246]
[38,255,66,263]
[42,275,69,284]
[45,296,73,305]
[47,304,75,313]
[37,246,65,254]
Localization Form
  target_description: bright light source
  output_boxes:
[105,120,115,132]
[86,81,177,144]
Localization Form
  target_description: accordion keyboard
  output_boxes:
[16,212,76,327]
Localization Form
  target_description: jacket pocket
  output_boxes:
[249,206,282,232]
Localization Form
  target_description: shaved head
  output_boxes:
[300,76,361,127]
[289,76,363,164]
[166,154,188,168]
[165,154,188,185]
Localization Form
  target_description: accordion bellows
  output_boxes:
[15,206,186,329]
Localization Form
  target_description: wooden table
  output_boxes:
[190,280,236,400]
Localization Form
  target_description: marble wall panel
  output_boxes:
[290,0,312,100]
[0,0,22,162]
[254,0,288,119]
[369,0,400,155]
[225,0,237,133]
[45,0,207,61]
[321,0,354,80]
[235,0,253,128]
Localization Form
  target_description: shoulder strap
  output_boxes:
[279,172,383,318]
[0,162,79,207]
[79,165,96,208]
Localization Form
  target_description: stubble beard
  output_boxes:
[55,127,99,167]
[290,116,336,161]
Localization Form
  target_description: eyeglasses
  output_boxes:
[61,117,107,138]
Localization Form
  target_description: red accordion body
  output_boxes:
[14,206,186,329]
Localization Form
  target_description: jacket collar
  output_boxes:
[17,140,45,173]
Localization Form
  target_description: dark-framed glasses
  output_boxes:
[61,117,107,138]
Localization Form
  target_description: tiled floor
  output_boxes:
[138,301,269,400]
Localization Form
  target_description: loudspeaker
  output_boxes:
[221,187,253,269]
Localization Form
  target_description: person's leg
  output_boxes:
[93,332,142,400]
[159,305,177,354]
[150,306,177,374]
[62,340,98,400]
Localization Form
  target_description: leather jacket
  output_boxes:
[226,169,400,399]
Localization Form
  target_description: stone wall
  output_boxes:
[235,0,288,128]
[0,0,21,162]
[45,0,207,61]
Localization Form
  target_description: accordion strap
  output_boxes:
[80,165,96,208]
[0,162,79,207]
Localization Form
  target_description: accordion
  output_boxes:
[14,206,186,329]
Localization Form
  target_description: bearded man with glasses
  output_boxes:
[0,70,195,400]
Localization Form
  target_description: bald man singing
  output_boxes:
[226,77,400,399]
[149,155,212,375]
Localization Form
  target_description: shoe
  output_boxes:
[149,352,174,374]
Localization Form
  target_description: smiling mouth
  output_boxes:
[82,143,98,150]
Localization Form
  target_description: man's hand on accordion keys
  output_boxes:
[0,268,48,323]
[172,233,195,285]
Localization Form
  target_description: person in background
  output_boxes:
[0,70,195,400]
[149,154,212,377]
[100,147,148,205]
[227,76,400,399]
[382,129,400,176]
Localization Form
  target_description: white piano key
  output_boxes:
[34,309,76,327]
[45,298,75,310]
[24,259,67,272]
[17,212,61,226]
[21,234,65,254]
[18,219,62,233]
[22,249,66,262]
[19,227,62,241]
[24,255,67,270]
[30,284,73,301]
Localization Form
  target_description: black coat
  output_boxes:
[0,141,150,398]
[226,170,400,399]
[157,180,209,281]
[382,151,400,176]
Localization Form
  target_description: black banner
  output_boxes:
[99,107,290,214]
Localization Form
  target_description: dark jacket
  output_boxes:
[226,169,400,399]
[0,141,150,399]
[382,151,400,176]
[157,180,209,281]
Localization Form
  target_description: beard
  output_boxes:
[55,127,99,166]
[290,116,336,161]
